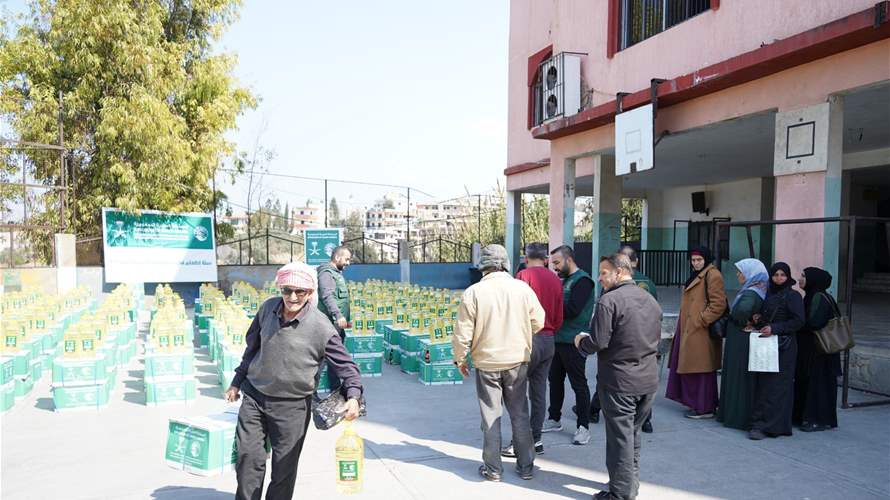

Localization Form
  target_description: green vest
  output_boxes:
[555,269,596,344]
[317,266,350,321]
[632,270,658,300]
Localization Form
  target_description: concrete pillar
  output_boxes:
[398,239,410,283]
[591,155,622,296]
[505,190,522,274]
[548,157,573,250]
[54,233,77,294]
[759,177,776,266]
[773,97,843,295]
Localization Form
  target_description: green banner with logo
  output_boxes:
[104,210,214,249]
[304,228,342,266]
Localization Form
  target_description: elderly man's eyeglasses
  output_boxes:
[280,287,312,297]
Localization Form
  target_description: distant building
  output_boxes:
[289,202,323,233]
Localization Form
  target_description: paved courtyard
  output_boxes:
[2,318,888,500]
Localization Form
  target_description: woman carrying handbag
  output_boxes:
[793,267,842,432]
[666,246,727,419]
[748,262,805,440]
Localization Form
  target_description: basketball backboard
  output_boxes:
[615,103,654,176]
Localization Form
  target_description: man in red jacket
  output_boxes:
[502,242,564,457]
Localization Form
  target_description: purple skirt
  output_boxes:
[665,318,719,414]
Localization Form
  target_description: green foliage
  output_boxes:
[0,0,255,243]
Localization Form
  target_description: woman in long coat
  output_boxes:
[666,246,727,418]
[749,262,804,440]
[716,258,768,431]
[793,267,842,432]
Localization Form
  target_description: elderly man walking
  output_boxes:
[453,244,545,482]
[576,253,662,500]
[226,262,363,500]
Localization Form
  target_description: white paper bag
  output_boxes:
[748,332,779,373]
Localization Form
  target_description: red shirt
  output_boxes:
[516,266,564,336]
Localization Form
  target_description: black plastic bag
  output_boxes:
[311,391,367,430]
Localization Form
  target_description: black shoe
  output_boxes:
[534,441,544,455]
[591,410,600,424]
[479,465,501,482]
[642,420,653,434]
[593,491,614,499]
[572,404,577,416]
[748,429,766,440]
[800,423,829,433]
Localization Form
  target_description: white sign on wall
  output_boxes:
[102,208,217,283]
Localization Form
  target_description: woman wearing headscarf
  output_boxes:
[793,267,842,432]
[716,258,768,431]
[666,246,726,419]
[748,262,804,440]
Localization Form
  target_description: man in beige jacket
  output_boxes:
[453,244,545,482]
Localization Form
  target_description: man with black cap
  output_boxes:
[453,244,545,482]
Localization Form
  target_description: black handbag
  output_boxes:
[311,390,367,430]
[703,269,730,340]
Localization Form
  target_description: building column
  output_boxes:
[773,96,843,296]
[548,157,574,251]
[592,155,622,295]
[505,190,522,273]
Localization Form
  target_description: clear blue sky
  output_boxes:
[4,0,510,212]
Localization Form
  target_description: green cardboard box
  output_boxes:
[418,339,454,363]
[418,360,463,385]
[217,366,235,389]
[345,334,384,354]
[218,347,243,373]
[145,378,197,405]
[399,352,421,374]
[14,375,34,399]
[374,319,393,335]
[40,332,56,352]
[351,353,383,377]
[25,338,41,361]
[52,356,109,387]
[145,352,195,381]
[52,381,110,411]
[399,333,428,353]
[0,381,14,413]
[0,357,14,385]
[165,408,271,477]
[30,359,42,382]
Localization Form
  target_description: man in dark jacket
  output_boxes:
[226,262,363,500]
[575,253,661,500]
[317,245,352,390]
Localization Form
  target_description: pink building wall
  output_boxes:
[507,0,879,170]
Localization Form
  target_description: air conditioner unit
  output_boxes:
[540,52,582,122]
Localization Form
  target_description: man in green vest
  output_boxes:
[590,245,660,433]
[542,245,596,446]
[317,245,352,390]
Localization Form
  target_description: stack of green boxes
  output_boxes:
[0,357,15,414]
[382,322,407,367]
[417,339,463,385]
[144,287,196,406]
[51,354,113,411]
[344,320,386,377]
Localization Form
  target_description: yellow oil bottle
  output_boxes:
[335,421,364,494]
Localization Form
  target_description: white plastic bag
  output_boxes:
[748,332,779,373]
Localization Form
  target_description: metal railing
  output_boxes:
[620,0,710,50]
[217,230,304,265]
[342,235,399,264]
[637,250,689,286]
[408,237,472,263]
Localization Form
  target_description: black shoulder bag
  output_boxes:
[703,269,731,340]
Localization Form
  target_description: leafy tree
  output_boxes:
[328,197,341,226]
[0,0,256,259]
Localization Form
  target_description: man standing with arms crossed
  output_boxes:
[317,245,352,391]
[453,244,545,482]
[575,254,661,500]
[542,245,596,446]
[501,242,563,458]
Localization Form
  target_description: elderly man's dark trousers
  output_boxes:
[235,383,312,500]
[598,386,655,500]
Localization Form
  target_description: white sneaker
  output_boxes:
[573,426,591,445]
[541,419,563,433]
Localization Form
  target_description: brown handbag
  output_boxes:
[813,293,854,354]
